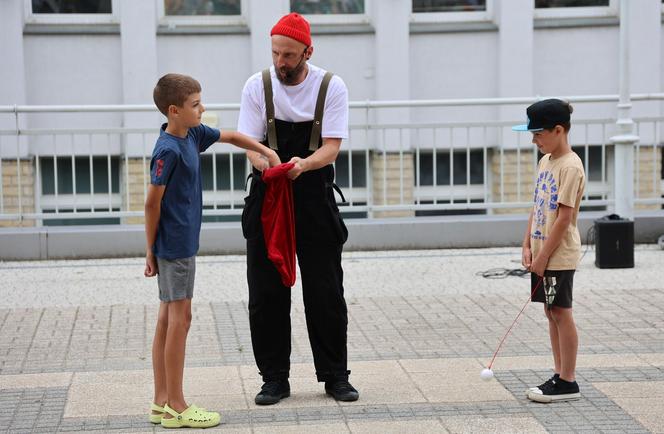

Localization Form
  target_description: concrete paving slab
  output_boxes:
[440,416,547,434]
[254,422,350,433]
[636,354,664,366]
[594,380,664,433]
[400,358,516,402]
[348,419,445,433]
[0,372,72,389]
[201,427,252,434]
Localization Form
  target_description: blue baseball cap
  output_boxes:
[512,98,570,132]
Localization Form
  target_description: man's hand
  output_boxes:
[521,246,532,270]
[144,250,158,277]
[530,253,548,277]
[287,156,307,180]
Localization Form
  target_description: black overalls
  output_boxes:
[241,70,350,383]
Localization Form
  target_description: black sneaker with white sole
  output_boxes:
[527,377,580,403]
[526,373,560,395]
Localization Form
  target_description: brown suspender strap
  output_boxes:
[308,71,334,152]
[261,69,278,150]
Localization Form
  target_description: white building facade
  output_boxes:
[0,0,662,233]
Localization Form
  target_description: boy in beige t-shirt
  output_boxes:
[513,99,585,403]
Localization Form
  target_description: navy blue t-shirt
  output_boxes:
[150,123,220,259]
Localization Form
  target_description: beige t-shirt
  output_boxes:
[530,152,586,270]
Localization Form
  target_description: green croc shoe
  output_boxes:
[161,403,221,429]
[149,402,165,424]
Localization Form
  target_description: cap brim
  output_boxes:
[511,124,543,132]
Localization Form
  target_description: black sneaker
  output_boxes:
[325,380,359,402]
[254,380,290,405]
[527,377,580,403]
[526,373,559,395]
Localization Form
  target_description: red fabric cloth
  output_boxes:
[270,13,311,47]
[261,162,296,287]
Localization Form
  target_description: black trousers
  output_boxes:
[243,176,349,382]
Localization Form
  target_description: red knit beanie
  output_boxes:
[270,13,311,47]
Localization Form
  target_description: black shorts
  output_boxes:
[531,270,575,308]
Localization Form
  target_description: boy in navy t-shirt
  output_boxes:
[144,73,278,428]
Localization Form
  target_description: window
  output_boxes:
[200,153,247,192]
[414,199,486,216]
[40,156,120,196]
[38,156,121,225]
[413,149,486,215]
[335,151,367,189]
[533,0,615,19]
[411,0,493,24]
[570,146,609,211]
[291,0,365,14]
[164,0,241,15]
[416,149,484,186]
[572,146,603,182]
[42,209,120,226]
[412,0,486,13]
[334,151,368,217]
[158,0,245,28]
[25,0,118,24]
[31,0,111,13]
[199,153,247,221]
[535,0,608,7]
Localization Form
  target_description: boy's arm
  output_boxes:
[144,184,166,277]
[219,131,280,169]
[530,204,574,276]
[247,149,270,172]
[522,208,534,269]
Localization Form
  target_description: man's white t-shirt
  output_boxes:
[237,63,348,141]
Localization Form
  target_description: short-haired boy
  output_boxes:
[514,99,585,403]
[145,73,279,427]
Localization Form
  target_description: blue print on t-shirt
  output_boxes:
[532,170,558,241]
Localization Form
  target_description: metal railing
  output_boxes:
[1,94,662,225]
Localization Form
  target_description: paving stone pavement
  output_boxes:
[0,245,663,433]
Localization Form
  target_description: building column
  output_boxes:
[0,1,27,108]
[371,0,413,218]
[0,1,33,227]
[248,0,288,73]
[624,0,661,211]
[119,1,159,224]
[496,0,534,102]
[492,0,535,215]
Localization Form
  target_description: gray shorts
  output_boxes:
[156,255,196,302]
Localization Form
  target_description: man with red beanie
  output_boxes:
[238,12,358,405]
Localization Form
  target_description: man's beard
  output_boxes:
[276,55,307,85]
